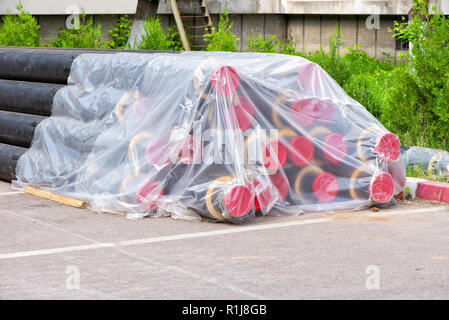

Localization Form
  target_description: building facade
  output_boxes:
[1,0,448,59]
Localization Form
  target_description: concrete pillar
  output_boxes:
[320,15,339,53]
[357,15,376,57]
[241,14,264,51]
[38,15,65,45]
[339,15,357,54]
[159,14,170,32]
[210,13,219,29]
[376,15,396,60]
[287,15,304,52]
[303,15,321,53]
[264,14,286,43]
[229,14,243,51]
[94,15,118,42]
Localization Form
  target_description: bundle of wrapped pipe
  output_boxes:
[8,50,406,223]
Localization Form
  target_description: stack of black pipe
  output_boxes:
[0,47,174,182]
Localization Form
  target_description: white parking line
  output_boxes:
[0,205,447,261]
[0,218,329,260]
[0,191,24,196]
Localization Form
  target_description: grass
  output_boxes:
[406,165,448,182]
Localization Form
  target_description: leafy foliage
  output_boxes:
[204,10,239,52]
[166,26,184,51]
[49,14,108,48]
[0,3,40,47]
[248,34,278,53]
[390,0,449,148]
[109,15,132,49]
[248,33,297,55]
[136,16,182,51]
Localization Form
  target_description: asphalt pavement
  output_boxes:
[1,180,448,300]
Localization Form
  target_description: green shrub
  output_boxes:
[166,25,184,51]
[343,70,390,119]
[49,14,108,48]
[303,24,349,87]
[248,32,297,55]
[380,65,421,141]
[248,33,278,53]
[136,16,176,51]
[277,39,297,55]
[342,46,394,75]
[392,0,449,149]
[0,3,40,47]
[204,10,239,52]
[406,163,448,182]
[109,14,132,49]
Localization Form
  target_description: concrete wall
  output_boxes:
[2,1,449,15]
[0,0,137,15]
[1,0,420,58]
[164,13,401,59]
[157,0,443,15]
[0,11,403,59]
[36,14,120,45]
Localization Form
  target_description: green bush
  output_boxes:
[49,14,108,48]
[109,14,132,49]
[248,32,297,55]
[343,70,390,119]
[204,10,239,52]
[277,39,297,55]
[136,16,181,51]
[302,24,349,87]
[379,65,422,143]
[342,46,394,76]
[166,26,184,51]
[391,0,449,149]
[0,3,40,47]
[248,33,278,53]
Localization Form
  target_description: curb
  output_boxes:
[405,177,449,204]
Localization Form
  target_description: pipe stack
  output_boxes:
[0,47,177,182]
[194,62,402,213]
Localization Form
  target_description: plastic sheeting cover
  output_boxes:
[403,146,449,179]
[13,52,406,223]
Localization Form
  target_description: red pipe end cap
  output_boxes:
[375,133,401,162]
[369,172,394,203]
[323,133,347,164]
[290,99,315,127]
[269,171,290,200]
[145,139,171,166]
[263,139,288,172]
[211,65,240,96]
[224,185,253,217]
[178,134,197,164]
[136,180,164,211]
[291,99,335,127]
[253,179,273,211]
[289,136,314,167]
[297,62,323,92]
[312,172,338,203]
[233,96,255,131]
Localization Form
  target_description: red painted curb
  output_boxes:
[416,180,449,204]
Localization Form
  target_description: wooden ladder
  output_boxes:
[170,0,214,51]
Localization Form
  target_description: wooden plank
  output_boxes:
[25,186,86,209]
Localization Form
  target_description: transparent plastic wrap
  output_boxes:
[403,146,449,180]
[13,51,405,223]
